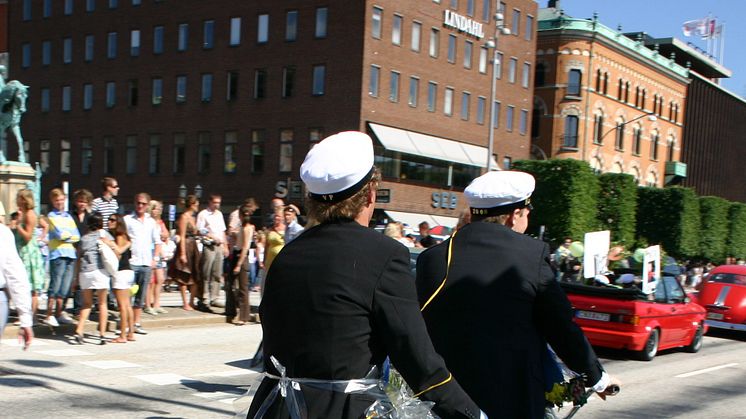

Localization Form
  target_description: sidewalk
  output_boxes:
[2,288,262,341]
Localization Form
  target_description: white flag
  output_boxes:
[682,18,707,37]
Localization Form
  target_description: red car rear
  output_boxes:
[697,265,746,331]
[562,276,707,361]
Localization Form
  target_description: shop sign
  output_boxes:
[443,10,485,39]
[275,180,304,199]
[432,192,458,209]
[376,189,391,203]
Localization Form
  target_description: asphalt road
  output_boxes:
[2,324,745,418]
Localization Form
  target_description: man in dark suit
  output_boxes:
[247,131,483,419]
[416,171,617,419]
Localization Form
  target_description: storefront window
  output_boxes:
[374,146,480,188]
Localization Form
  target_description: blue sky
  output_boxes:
[557,0,746,98]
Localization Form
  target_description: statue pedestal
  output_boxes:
[0,161,35,216]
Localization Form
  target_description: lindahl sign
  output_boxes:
[443,10,485,39]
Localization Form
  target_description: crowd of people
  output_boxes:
[0,176,307,344]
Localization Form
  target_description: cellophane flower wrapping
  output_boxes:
[364,366,439,419]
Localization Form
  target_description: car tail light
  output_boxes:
[620,314,640,325]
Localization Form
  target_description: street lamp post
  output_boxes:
[486,13,510,171]
[598,112,657,143]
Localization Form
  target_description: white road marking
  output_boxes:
[80,360,141,369]
[35,349,93,357]
[195,369,255,378]
[135,373,199,385]
[194,391,241,400]
[675,363,739,378]
[218,398,238,405]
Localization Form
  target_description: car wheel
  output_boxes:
[684,324,704,353]
[637,329,659,361]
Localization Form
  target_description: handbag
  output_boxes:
[98,240,120,276]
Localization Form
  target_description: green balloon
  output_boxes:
[632,248,646,263]
[569,241,584,258]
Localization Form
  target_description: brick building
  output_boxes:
[0,0,7,66]
[7,0,537,226]
[533,7,688,187]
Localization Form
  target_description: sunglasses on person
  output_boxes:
[136,201,148,206]
[109,217,117,222]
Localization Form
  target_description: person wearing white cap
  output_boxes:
[248,131,483,419]
[415,171,618,419]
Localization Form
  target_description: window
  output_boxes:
[257,14,269,43]
[117,79,134,108]
[444,87,454,116]
[109,0,118,9]
[201,73,213,102]
[107,32,117,58]
[667,138,675,161]
[22,43,31,68]
[467,0,475,16]
[522,62,531,88]
[372,7,383,39]
[282,66,296,98]
[460,92,470,120]
[447,35,457,63]
[44,0,52,17]
[40,140,51,173]
[106,81,117,108]
[503,156,512,170]
[392,15,402,45]
[535,63,546,86]
[85,35,94,61]
[408,77,419,107]
[593,114,604,144]
[150,26,164,55]
[411,22,421,52]
[178,24,189,51]
[477,96,486,124]
[369,65,380,97]
[176,76,187,103]
[86,0,95,13]
[279,129,293,173]
[651,133,659,160]
[563,116,579,147]
[525,15,534,40]
[132,0,141,5]
[309,128,324,143]
[506,105,514,131]
[63,37,73,63]
[315,7,328,38]
[463,40,473,69]
[632,127,642,155]
[429,28,440,58]
[567,69,582,96]
[493,101,501,128]
[126,136,137,174]
[511,9,520,36]
[479,47,488,74]
[203,20,214,49]
[254,69,267,99]
[172,133,185,174]
[81,138,92,175]
[226,71,238,101]
[312,65,326,96]
[389,71,400,102]
[230,17,242,46]
[251,130,265,173]
[427,82,437,112]
[151,78,163,105]
[507,58,517,83]
[614,120,625,150]
[83,84,93,110]
[224,131,238,173]
[62,86,72,111]
[23,0,32,20]
[60,140,71,174]
[482,0,491,21]
[595,70,603,92]
[101,137,114,174]
[148,134,160,175]
[42,41,52,66]
[496,52,503,79]
[198,132,211,173]
[285,11,298,41]
[41,88,50,112]
[130,30,140,56]
[450,0,458,8]
[519,109,528,135]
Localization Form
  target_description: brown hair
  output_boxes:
[16,189,35,210]
[306,169,380,225]
[72,188,93,204]
[134,192,151,203]
[101,177,117,191]
[109,214,130,241]
[49,188,66,201]
[183,194,198,210]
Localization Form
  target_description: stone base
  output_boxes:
[0,161,36,218]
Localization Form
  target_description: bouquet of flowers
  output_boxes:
[544,345,591,411]
[364,359,439,419]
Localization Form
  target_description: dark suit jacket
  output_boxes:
[415,222,604,419]
[247,219,480,419]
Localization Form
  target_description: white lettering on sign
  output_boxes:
[443,10,485,39]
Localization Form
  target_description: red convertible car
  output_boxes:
[697,264,746,332]
[561,276,707,361]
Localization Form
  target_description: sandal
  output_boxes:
[111,337,127,343]
[74,333,85,345]
[127,335,136,342]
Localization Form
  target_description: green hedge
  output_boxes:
[727,203,746,259]
[512,159,599,244]
[699,196,730,262]
[636,186,700,259]
[597,173,638,246]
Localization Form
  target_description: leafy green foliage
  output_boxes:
[699,196,730,262]
[727,203,746,259]
[636,186,700,259]
[597,173,637,246]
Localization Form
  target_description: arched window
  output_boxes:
[567,69,582,96]
[667,138,675,161]
[646,171,658,187]
[603,72,609,94]
[615,118,625,150]
[593,114,604,144]
[632,127,642,155]
[641,89,647,110]
[652,94,659,114]
[595,69,603,92]
[635,86,641,107]
[531,106,542,139]
[650,132,659,160]
[617,78,624,100]
[563,115,579,148]
[624,81,631,103]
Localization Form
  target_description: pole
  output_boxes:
[487,45,497,171]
